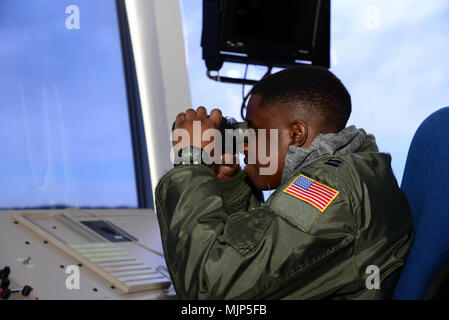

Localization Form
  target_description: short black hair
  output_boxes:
[250,65,351,131]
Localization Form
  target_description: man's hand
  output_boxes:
[213,154,240,181]
[173,106,221,150]
[173,107,240,180]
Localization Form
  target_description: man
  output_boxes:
[155,66,414,299]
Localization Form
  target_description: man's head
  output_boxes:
[243,65,352,190]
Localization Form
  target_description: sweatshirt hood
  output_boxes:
[281,126,375,183]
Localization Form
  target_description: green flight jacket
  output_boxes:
[155,136,414,299]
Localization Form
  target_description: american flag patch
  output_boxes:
[284,175,339,212]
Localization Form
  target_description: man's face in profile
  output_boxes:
[243,94,294,191]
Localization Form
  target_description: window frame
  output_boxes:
[116,0,153,209]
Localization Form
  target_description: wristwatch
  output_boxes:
[174,146,211,167]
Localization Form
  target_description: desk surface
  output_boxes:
[0,209,175,300]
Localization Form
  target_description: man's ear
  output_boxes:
[291,120,308,147]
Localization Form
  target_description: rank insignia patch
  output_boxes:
[284,175,339,212]
[324,159,342,168]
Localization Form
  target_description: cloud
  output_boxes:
[224,87,243,119]
[329,1,449,182]
[226,69,241,78]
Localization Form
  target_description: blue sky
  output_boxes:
[179,0,449,184]
[0,0,137,208]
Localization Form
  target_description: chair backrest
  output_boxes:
[393,107,449,300]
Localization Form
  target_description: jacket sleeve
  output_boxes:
[155,166,356,299]
[219,168,264,214]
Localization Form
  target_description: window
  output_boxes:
[0,0,149,209]
[180,0,449,185]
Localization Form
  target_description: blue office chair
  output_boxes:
[393,107,449,300]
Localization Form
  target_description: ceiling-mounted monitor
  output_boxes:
[202,0,331,72]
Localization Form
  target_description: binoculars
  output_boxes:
[172,117,248,155]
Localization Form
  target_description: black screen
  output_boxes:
[224,0,319,47]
